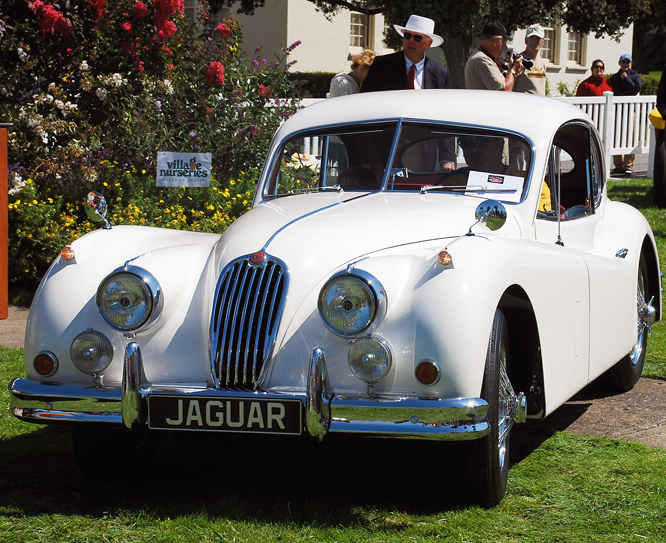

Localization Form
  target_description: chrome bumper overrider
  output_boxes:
[9,345,491,441]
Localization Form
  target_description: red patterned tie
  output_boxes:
[408,64,416,89]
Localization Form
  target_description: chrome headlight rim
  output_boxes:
[317,269,386,337]
[348,335,393,382]
[96,266,163,332]
[70,330,114,375]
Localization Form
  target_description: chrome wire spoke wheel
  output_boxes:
[497,348,516,473]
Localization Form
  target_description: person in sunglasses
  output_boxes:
[609,54,642,175]
[575,60,612,96]
[464,21,524,91]
[361,15,456,171]
[361,14,452,93]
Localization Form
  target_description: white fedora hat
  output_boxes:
[393,15,443,48]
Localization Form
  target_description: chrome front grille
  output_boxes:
[211,257,286,390]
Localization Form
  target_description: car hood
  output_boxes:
[212,191,521,281]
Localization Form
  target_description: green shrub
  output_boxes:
[0,0,299,295]
[641,74,661,95]
[289,71,336,98]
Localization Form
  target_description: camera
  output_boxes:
[509,51,534,70]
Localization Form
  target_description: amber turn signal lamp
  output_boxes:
[34,351,58,377]
[438,250,452,266]
[60,246,75,260]
[415,360,440,385]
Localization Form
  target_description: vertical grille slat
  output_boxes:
[211,257,286,390]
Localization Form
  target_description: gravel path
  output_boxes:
[2,305,666,450]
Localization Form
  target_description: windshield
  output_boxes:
[264,122,531,203]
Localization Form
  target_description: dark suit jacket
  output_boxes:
[360,51,454,92]
[360,51,456,165]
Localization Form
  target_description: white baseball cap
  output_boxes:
[525,24,545,39]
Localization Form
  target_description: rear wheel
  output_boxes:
[470,309,521,508]
[609,252,651,392]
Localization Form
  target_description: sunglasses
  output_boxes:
[403,32,425,42]
[620,59,631,63]
[459,137,491,149]
[592,65,604,70]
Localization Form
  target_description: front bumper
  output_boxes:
[9,345,491,441]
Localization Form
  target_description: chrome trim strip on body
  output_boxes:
[10,345,490,441]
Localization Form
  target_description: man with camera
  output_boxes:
[465,21,524,91]
[513,24,546,95]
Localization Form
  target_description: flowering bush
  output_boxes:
[0,0,300,294]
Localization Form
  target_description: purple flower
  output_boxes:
[285,40,301,53]
[252,59,259,67]
[262,59,266,63]
[155,100,162,108]
[254,46,262,53]
[189,131,197,137]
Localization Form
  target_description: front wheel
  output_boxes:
[469,309,524,508]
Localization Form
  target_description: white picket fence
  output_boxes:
[299,93,659,179]
[558,92,658,178]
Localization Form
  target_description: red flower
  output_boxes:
[130,1,148,22]
[121,21,132,33]
[89,0,106,22]
[157,20,177,40]
[205,61,225,86]
[36,5,72,40]
[215,23,231,39]
[258,85,271,97]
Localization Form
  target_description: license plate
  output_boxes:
[148,395,303,435]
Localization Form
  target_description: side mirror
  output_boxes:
[467,199,507,236]
[86,191,111,230]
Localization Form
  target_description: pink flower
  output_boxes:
[205,61,225,86]
[215,23,231,39]
[121,21,132,33]
[130,1,148,21]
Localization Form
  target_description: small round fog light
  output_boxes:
[415,360,440,385]
[71,331,113,374]
[60,246,75,261]
[438,250,452,266]
[348,337,392,382]
[34,351,58,377]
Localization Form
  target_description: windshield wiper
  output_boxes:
[270,185,343,198]
[420,184,518,194]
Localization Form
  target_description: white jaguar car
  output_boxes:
[9,90,661,507]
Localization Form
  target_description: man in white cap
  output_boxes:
[361,14,453,92]
[361,15,455,169]
[465,21,524,91]
[513,24,547,95]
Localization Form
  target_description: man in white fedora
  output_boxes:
[361,14,456,169]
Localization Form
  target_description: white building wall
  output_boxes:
[232,0,393,73]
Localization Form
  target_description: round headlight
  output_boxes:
[348,337,392,382]
[97,268,162,331]
[70,331,113,374]
[318,275,377,336]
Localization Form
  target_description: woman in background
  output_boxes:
[329,50,376,97]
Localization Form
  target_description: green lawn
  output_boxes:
[2,179,666,541]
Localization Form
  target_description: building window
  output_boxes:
[541,26,559,64]
[567,32,585,65]
[350,13,369,48]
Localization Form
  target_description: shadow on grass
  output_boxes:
[607,180,654,209]
[0,387,610,523]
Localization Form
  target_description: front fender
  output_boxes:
[25,226,221,386]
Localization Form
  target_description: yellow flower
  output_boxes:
[142,169,146,174]
[33,200,38,205]
[230,179,235,185]
[103,182,108,187]
[208,205,214,210]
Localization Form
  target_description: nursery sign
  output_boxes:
[157,152,211,187]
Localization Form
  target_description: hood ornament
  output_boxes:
[249,251,267,267]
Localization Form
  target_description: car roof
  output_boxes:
[278,90,591,142]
